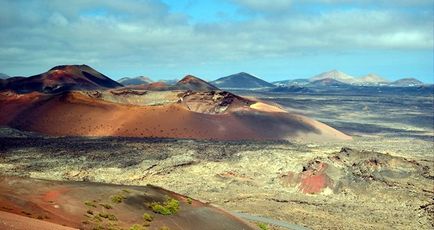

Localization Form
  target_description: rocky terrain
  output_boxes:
[0,127,432,229]
[0,74,432,229]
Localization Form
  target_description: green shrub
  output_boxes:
[143,213,153,222]
[84,201,97,207]
[165,198,180,214]
[111,194,126,203]
[98,213,118,221]
[149,197,180,215]
[92,215,102,223]
[129,224,145,230]
[100,203,113,209]
[186,197,192,204]
[150,203,171,215]
[257,223,269,230]
[92,224,105,230]
[107,214,118,221]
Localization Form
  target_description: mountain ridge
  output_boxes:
[211,72,274,89]
[0,64,123,93]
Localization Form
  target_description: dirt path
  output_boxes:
[233,212,311,230]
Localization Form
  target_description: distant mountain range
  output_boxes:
[210,72,275,89]
[118,76,153,85]
[388,78,424,87]
[1,66,430,95]
[201,69,427,90]
[273,70,426,87]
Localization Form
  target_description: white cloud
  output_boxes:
[0,0,431,78]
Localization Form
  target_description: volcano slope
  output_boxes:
[0,176,255,230]
[0,75,350,142]
[0,65,123,93]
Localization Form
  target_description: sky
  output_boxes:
[0,0,432,83]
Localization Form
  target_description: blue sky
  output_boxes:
[0,0,432,82]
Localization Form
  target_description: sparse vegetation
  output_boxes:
[84,200,97,208]
[160,226,170,230]
[98,212,118,221]
[149,197,180,215]
[111,193,126,203]
[129,224,146,230]
[92,215,102,223]
[100,203,113,209]
[92,224,105,230]
[257,222,269,230]
[186,197,192,204]
[87,210,94,215]
[143,213,153,222]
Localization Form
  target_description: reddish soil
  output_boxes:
[175,75,219,91]
[0,176,256,230]
[282,162,333,194]
[0,90,351,141]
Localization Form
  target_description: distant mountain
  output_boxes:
[308,78,350,87]
[0,64,123,93]
[0,73,9,79]
[310,70,357,84]
[118,76,152,86]
[273,79,309,86]
[159,79,179,85]
[175,75,219,91]
[358,73,389,85]
[309,70,396,86]
[389,78,424,87]
[211,72,275,89]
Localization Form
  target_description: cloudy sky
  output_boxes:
[0,0,432,82]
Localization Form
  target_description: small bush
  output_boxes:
[84,201,97,208]
[129,224,145,230]
[87,210,94,215]
[98,213,117,221]
[186,197,192,204]
[92,215,102,223]
[143,213,153,222]
[160,227,170,230]
[100,203,113,209]
[107,214,118,221]
[111,194,126,204]
[92,224,105,230]
[150,203,171,215]
[257,223,269,230]
[149,197,180,215]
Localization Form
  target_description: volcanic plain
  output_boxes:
[0,65,432,229]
